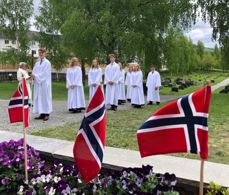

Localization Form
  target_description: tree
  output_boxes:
[196,41,205,60]
[197,0,229,68]
[35,0,70,78]
[0,0,33,60]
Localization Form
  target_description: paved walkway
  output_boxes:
[0,95,176,133]
[0,130,228,187]
[211,77,229,91]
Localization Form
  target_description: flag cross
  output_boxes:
[79,104,105,166]
[139,94,208,154]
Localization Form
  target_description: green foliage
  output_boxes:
[206,181,229,195]
[199,53,218,71]
[196,41,205,60]
[0,0,33,58]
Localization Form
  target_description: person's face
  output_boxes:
[39,51,45,59]
[21,64,26,70]
[110,57,115,63]
[151,67,155,72]
[92,59,98,67]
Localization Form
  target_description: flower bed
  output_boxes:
[0,139,180,194]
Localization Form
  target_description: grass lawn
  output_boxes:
[32,92,229,164]
[0,81,89,101]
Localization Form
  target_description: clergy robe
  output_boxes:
[131,70,145,105]
[146,70,161,102]
[17,68,32,102]
[118,69,126,101]
[125,71,132,100]
[66,66,86,110]
[88,67,103,100]
[104,62,120,106]
[33,58,52,114]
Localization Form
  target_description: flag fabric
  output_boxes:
[8,78,29,128]
[137,86,211,160]
[73,86,106,183]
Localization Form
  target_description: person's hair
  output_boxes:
[19,62,26,68]
[151,64,156,69]
[91,58,99,68]
[108,53,116,59]
[38,48,46,53]
[70,57,79,67]
[136,64,140,71]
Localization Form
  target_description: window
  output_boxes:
[5,40,9,44]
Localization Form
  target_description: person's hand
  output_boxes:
[132,85,137,88]
[155,87,158,90]
[108,81,113,85]
[30,73,35,79]
[92,83,97,87]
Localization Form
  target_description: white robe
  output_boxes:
[104,62,120,106]
[125,72,132,100]
[66,66,86,109]
[32,58,52,114]
[118,69,126,100]
[146,71,161,102]
[131,71,145,105]
[17,68,32,102]
[88,67,103,100]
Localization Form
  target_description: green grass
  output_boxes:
[0,81,89,101]
[32,93,229,164]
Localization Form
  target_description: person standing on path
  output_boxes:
[146,64,161,105]
[104,53,120,111]
[31,48,52,121]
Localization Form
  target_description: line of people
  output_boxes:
[66,53,162,112]
[16,49,161,121]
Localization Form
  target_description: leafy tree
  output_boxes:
[196,41,205,60]
[197,0,229,68]
[0,0,33,60]
[35,0,70,78]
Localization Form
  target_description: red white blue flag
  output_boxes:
[73,86,106,183]
[137,86,211,159]
[8,78,29,128]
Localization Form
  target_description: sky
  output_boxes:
[33,0,217,48]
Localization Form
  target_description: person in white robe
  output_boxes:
[125,64,133,102]
[17,62,32,105]
[88,58,103,100]
[146,64,161,105]
[66,57,86,113]
[104,54,120,111]
[31,48,52,121]
[131,64,145,108]
[118,63,126,104]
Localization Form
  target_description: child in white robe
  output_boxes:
[88,58,103,100]
[118,63,126,105]
[66,57,86,113]
[104,54,120,111]
[146,64,161,105]
[131,64,145,108]
[125,64,133,102]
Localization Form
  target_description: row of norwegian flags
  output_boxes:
[8,78,211,183]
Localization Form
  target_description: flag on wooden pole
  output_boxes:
[8,78,29,128]
[73,86,106,183]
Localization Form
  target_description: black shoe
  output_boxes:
[147,101,153,105]
[156,102,160,105]
[43,116,49,121]
[69,109,74,112]
[34,115,44,120]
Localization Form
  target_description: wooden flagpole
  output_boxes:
[199,81,210,195]
[22,77,29,183]
[199,159,205,195]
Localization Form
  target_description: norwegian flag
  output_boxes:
[73,86,106,183]
[8,78,29,128]
[137,86,211,160]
